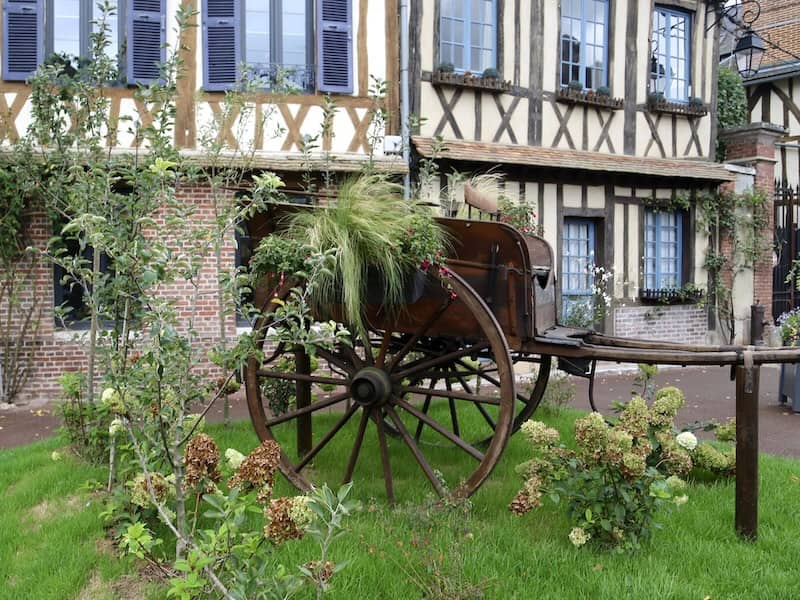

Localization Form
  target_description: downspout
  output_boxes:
[400,0,411,200]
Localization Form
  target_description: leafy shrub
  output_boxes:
[57,372,114,463]
[717,67,747,160]
[510,415,684,552]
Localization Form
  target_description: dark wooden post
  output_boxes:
[735,363,759,540]
[295,348,313,458]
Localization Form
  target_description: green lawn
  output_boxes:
[2,409,800,599]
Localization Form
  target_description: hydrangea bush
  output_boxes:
[510,415,684,552]
[511,385,736,552]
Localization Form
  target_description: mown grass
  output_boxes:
[2,408,800,599]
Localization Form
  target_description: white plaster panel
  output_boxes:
[614,185,631,197]
[627,204,640,295]
[614,202,625,297]
[503,181,521,203]
[421,1,435,72]
[541,2,558,92]
[419,85,445,139]
[562,184,582,208]
[587,185,604,209]
[610,0,627,97]
[634,187,651,198]
[654,187,671,200]
[525,181,539,207]
[541,103,558,147]
[518,1,530,88]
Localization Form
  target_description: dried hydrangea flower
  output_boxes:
[650,387,685,429]
[693,442,735,473]
[659,440,693,476]
[604,429,633,465]
[265,496,307,544]
[619,452,646,480]
[304,560,335,584]
[508,476,544,515]
[183,433,221,490]
[666,475,688,492]
[520,420,560,448]
[228,440,281,490]
[574,412,609,463]
[715,419,736,443]
[130,472,174,508]
[619,396,650,437]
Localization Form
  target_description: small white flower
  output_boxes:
[108,418,124,437]
[568,527,590,547]
[51,451,62,462]
[676,431,698,451]
[674,494,689,506]
[225,448,246,470]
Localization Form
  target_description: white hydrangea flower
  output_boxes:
[108,418,124,437]
[225,448,246,470]
[568,527,590,547]
[674,494,689,506]
[676,431,698,451]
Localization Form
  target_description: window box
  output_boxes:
[647,97,708,117]
[431,70,511,93]
[556,88,623,110]
[639,288,704,305]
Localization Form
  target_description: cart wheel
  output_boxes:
[245,271,515,502]
[412,353,552,435]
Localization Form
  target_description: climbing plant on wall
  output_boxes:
[716,67,748,161]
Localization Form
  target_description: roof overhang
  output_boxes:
[412,137,735,184]
[743,60,800,86]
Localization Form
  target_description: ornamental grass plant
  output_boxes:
[254,174,449,334]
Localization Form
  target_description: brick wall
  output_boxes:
[613,305,708,345]
[754,0,800,67]
[4,186,239,406]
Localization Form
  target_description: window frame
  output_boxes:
[241,0,314,92]
[643,208,684,290]
[46,0,125,61]
[438,0,498,74]
[650,5,691,102]
[559,0,610,90]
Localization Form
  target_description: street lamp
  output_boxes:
[734,28,765,78]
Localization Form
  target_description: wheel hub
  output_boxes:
[349,367,392,406]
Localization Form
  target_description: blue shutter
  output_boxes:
[203,0,240,91]
[2,0,43,81]
[316,0,352,93]
[127,0,165,84]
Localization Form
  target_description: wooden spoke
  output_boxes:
[453,370,497,429]
[375,410,395,505]
[256,369,349,388]
[392,341,491,381]
[394,397,484,461]
[263,391,351,427]
[386,296,453,371]
[375,327,394,368]
[343,406,372,484]
[445,375,461,437]
[296,403,360,471]
[414,374,440,441]
[385,405,446,496]
[395,384,501,405]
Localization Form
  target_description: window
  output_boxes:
[643,209,682,289]
[561,218,596,321]
[53,237,112,327]
[2,0,165,83]
[439,0,496,73]
[203,0,352,93]
[651,7,690,101]
[560,0,609,89]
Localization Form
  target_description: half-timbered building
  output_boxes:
[409,0,736,343]
[744,0,800,187]
[0,0,405,402]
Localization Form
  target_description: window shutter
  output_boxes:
[316,0,352,93]
[2,0,43,81]
[203,0,240,91]
[127,0,165,85]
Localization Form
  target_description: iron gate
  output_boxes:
[774,180,800,320]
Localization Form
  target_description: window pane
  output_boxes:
[93,0,119,60]
[54,0,81,56]
[282,4,307,67]
[246,5,271,66]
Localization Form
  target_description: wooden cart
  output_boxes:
[244,202,800,505]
